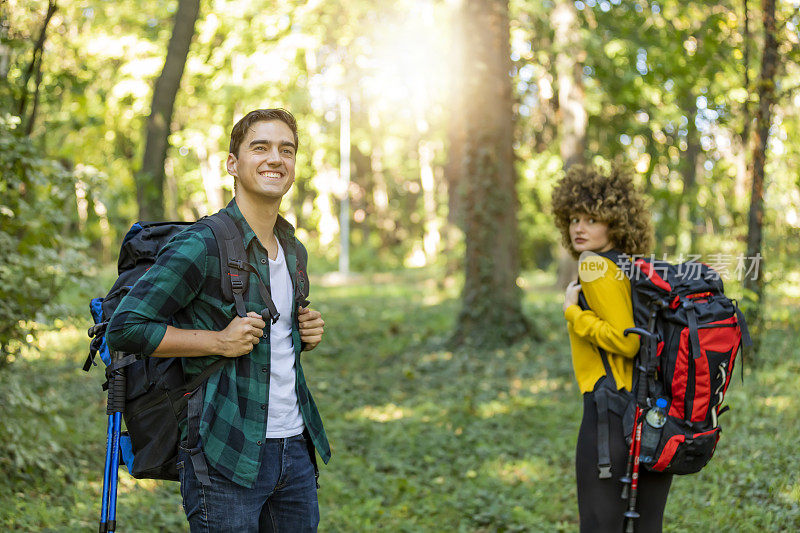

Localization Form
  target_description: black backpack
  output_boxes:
[613,251,751,475]
[85,210,309,482]
[581,251,752,530]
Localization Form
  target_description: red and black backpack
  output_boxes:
[598,250,752,475]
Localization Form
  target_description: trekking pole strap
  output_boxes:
[85,324,109,372]
[85,341,101,372]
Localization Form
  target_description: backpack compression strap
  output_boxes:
[168,358,228,487]
[198,212,280,324]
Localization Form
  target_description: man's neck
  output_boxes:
[234,194,280,251]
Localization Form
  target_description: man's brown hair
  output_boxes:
[229,109,299,157]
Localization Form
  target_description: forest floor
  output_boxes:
[2,268,799,532]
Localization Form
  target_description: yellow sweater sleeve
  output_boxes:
[564,265,639,359]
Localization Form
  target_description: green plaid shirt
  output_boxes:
[107,199,330,487]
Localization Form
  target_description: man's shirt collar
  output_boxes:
[224,198,296,251]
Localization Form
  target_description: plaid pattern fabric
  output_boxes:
[107,199,330,488]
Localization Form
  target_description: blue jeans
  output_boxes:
[177,434,319,532]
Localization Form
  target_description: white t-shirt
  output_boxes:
[265,240,305,438]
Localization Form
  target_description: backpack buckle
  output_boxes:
[598,464,612,479]
[231,279,244,291]
[261,308,280,325]
[87,322,107,338]
[227,259,245,270]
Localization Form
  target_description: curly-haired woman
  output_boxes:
[552,164,672,532]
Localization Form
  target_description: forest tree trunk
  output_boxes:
[136,0,200,221]
[743,0,778,350]
[452,0,530,348]
[553,0,586,289]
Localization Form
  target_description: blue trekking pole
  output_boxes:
[99,351,126,533]
[99,413,113,531]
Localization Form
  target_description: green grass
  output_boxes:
[1,269,798,531]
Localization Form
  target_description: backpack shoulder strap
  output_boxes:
[576,286,619,389]
[577,274,626,479]
[594,249,632,280]
[595,249,623,264]
[197,211,280,324]
[292,238,311,308]
[198,212,249,318]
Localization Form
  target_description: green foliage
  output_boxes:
[0,115,90,363]
[4,0,800,280]
[0,327,99,529]
[511,0,800,284]
[516,153,564,271]
[2,272,798,530]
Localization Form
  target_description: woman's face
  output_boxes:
[569,213,613,254]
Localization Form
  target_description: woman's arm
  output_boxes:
[564,266,639,358]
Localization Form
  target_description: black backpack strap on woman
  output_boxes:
[577,288,633,480]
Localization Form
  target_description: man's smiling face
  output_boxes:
[227,119,297,201]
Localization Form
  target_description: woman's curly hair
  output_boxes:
[551,164,653,259]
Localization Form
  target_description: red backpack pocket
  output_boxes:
[649,417,721,475]
[668,315,741,424]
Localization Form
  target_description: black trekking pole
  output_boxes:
[99,352,125,533]
[622,326,660,533]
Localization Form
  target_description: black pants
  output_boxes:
[577,387,673,533]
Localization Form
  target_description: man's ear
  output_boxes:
[226,153,238,177]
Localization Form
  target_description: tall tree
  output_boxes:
[676,84,701,256]
[553,0,586,170]
[136,0,200,221]
[444,3,466,231]
[553,0,586,289]
[442,4,468,280]
[735,0,753,201]
[743,0,779,345]
[452,0,530,348]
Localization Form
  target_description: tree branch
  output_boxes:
[776,6,799,33]
[16,0,57,120]
[24,54,45,136]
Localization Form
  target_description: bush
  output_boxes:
[0,115,90,364]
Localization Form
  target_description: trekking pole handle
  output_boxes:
[108,352,126,415]
[626,328,657,407]
[624,327,657,342]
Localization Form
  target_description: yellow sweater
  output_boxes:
[564,257,640,393]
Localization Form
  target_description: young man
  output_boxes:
[107,109,330,532]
